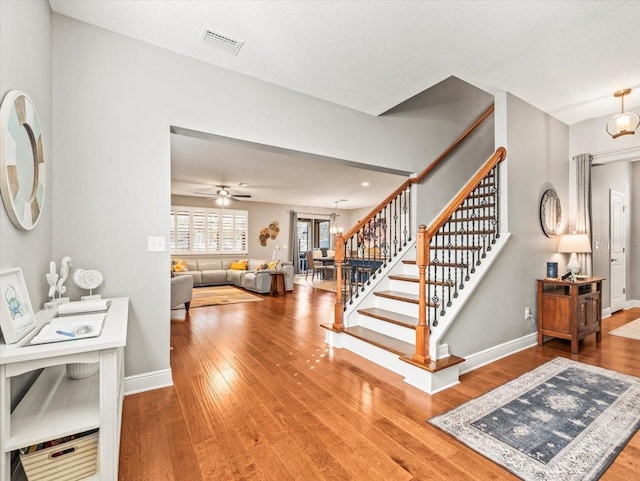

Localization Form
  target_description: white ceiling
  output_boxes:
[170,129,409,209]
[49,0,640,208]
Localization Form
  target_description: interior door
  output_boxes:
[610,190,626,313]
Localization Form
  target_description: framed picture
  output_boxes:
[0,267,36,344]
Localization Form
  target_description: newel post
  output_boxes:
[333,233,345,331]
[413,224,430,364]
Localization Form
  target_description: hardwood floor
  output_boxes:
[119,286,640,480]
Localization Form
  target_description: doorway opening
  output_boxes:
[297,217,330,272]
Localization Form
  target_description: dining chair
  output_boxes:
[305,250,323,280]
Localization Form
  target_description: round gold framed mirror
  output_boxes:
[540,189,561,237]
[0,90,46,230]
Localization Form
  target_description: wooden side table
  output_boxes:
[537,277,604,354]
[270,271,286,296]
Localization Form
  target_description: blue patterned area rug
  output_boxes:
[429,358,640,481]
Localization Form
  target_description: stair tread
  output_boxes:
[374,290,438,307]
[446,215,496,222]
[358,307,418,328]
[467,192,495,199]
[403,260,469,268]
[389,274,455,287]
[435,230,495,236]
[399,354,465,373]
[321,324,466,373]
[343,326,413,356]
[457,203,495,211]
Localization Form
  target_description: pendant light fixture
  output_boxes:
[330,200,345,235]
[606,88,639,139]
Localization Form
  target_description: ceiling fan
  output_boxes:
[193,185,252,204]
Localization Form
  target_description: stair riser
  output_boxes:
[388,279,420,295]
[325,330,408,377]
[356,315,415,344]
[403,264,471,280]
[374,296,420,318]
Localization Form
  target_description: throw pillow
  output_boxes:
[172,258,188,272]
[257,262,269,270]
[267,260,279,270]
[230,260,248,270]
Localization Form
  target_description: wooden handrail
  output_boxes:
[343,104,494,242]
[413,105,495,184]
[412,146,506,363]
[425,146,506,238]
[333,105,497,333]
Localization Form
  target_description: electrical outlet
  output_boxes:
[525,307,531,320]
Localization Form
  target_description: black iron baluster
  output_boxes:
[452,216,459,300]
[393,195,398,257]
[406,185,412,243]
[481,181,488,258]
[445,218,452,308]
[495,164,500,240]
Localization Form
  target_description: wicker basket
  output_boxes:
[20,430,98,481]
[65,362,99,380]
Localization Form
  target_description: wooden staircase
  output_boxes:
[322,105,508,394]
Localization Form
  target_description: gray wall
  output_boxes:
[384,77,495,226]
[591,161,633,309]
[52,15,501,378]
[632,162,640,301]
[442,94,570,355]
[0,0,53,408]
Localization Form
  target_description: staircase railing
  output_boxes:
[413,146,507,363]
[332,105,495,331]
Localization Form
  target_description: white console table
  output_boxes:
[0,297,129,481]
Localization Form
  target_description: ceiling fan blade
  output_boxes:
[232,194,252,198]
[193,191,216,196]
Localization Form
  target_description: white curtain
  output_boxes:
[573,153,593,275]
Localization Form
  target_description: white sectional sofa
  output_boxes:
[172,257,294,294]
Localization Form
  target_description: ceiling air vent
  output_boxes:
[201,28,244,55]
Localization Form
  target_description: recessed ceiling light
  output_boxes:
[361,182,370,187]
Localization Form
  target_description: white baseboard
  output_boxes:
[459,332,538,375]
[124,368,173,396]
[625,299,640,309]
[602,307,612,319]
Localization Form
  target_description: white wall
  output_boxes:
[570,108,640,160]
[0,1,53,314]
[570,109,639,305]
[0,0,53,409]
[442,94,570,354]
[52,15,502,378]
[591,162,633,309]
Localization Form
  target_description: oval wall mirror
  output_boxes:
[540,189,561,237]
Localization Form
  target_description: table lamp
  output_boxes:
[557,233,591,275]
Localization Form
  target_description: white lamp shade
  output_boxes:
[557,234,591,254]
[607,111,640,138]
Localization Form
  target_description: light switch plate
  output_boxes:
[147,236,166,252]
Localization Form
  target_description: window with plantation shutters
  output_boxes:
[170,206,248,255]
